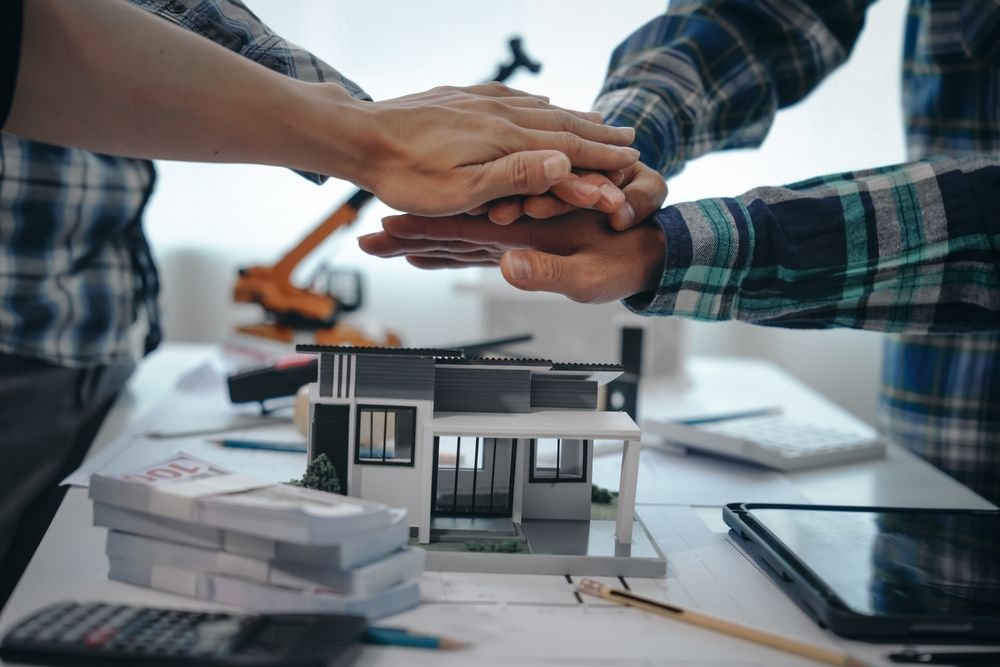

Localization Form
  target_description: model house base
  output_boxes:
[421,517,665,577]
[297,345,666,577]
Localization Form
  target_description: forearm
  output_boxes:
[7,0,376,183]
[131,0,373,184]
[595,1,873,176]
[626,155,1000,332]
[135,0,370,97]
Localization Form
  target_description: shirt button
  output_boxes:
[165,1,186,13]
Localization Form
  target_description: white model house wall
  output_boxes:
[348,396,435,529]
[519,439,593,521]
[308,352,438,541]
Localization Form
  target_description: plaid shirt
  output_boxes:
[0,0,368,368]
[597,0,1000,503]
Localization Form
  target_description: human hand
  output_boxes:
[359,82,640,216]
[478,161,667,229]
[358,210,665,304]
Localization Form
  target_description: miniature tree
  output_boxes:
[464,539,522,553]
[291,453,341,494]
[591,483,617,504]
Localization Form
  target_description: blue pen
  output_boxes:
[363,627,466,650]
[208,438,306,453]
[675,406,782,426]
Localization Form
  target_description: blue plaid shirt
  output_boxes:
[596,0,1000,503]
[0,0,369,367]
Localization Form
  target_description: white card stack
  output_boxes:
[89,453,422,619]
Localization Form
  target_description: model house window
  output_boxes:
[356,406,416,465]
[436,435,485,470]
[530,438,588,482]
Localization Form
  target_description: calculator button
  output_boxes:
[83,626,117,648]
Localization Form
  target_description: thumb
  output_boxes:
[610,172,668,231]
[500,250,604,303]
[472,150,571,203]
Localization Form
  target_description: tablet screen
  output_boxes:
[747,508,1000,616]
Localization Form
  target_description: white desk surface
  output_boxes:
[1,345,995,667]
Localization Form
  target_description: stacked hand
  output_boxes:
[359,158,669,303]
[476,160,668,231]
[358,82,641,215]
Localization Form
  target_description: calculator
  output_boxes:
[0,601,366,666]
[644,414,886,471]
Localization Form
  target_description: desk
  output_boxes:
[1,346,994,666]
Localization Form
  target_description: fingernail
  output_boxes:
[618,202,635,228]
[621,147,640,158]
[506,253,532,280]
[573,180,599,198]
[600,184,624,207]
[544,155,568,181]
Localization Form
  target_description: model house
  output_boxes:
[296,344,657,574]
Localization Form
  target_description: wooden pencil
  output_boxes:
[577,579,870,667]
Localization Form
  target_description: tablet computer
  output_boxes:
[723,503,1000,642]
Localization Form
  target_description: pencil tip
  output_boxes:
[439,638,469,650]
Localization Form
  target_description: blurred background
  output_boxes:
[146,0,909,426]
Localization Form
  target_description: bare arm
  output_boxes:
[5,0,639,215]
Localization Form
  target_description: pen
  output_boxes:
[888,650,1000,664]
[208,438,306,453]
[363,626,467,650]
[675,406,782,425]
[146,415,289,439]
[578,579,871,667]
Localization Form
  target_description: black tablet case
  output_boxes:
[723,503,1000,643]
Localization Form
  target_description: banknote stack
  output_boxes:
[89,453,422,619]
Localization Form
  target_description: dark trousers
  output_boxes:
[0,353,133,611]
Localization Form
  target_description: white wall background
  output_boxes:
[146,0,909,426]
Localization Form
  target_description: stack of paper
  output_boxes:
[89,453,422,619]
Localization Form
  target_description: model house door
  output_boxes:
[432,436,516,517]
[311,404,351,495]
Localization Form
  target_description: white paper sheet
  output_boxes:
[64,362,305,487]
[353,505,850,667]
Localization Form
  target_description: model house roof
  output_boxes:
[295,345,625,384]
[435,357,553,367]
[296,344,462,358]
[550,362,625,372]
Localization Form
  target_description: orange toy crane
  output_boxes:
[232,38,541,348]
[233,189,396,347]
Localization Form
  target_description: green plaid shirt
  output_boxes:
[597,0,1000,503]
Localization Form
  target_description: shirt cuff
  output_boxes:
[623,198,753,320]
[594,86,684,178]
